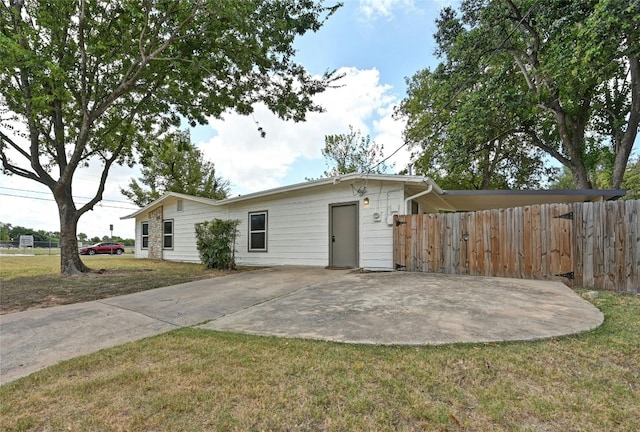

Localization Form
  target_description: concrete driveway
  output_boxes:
[0,267,603,384]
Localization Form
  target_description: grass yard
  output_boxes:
[0,255,254,314]
[0,290,639,430]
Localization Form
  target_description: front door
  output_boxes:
[329,203,358,268]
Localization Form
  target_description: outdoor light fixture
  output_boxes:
[363,197,370,206]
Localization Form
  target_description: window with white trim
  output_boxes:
[248,211,267,252]
[141,222,149,249]
[163,220,173,249]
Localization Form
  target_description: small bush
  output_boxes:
[194,219,240,269]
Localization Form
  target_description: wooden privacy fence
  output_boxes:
[393,200,640,294]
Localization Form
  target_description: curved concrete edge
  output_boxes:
[199,272,605,346]
[1,268,604,385]
[0,266,349,384]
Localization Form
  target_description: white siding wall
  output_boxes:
[133,181,405,269]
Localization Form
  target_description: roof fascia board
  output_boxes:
[120,192,218,219]
[442,189,626,199]
[121,174,441,219]
[218,174,440,205]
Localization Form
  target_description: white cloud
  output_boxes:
[358,0,416,21]
[198,67,407,194]
[371,103,411,172]
[0,67,413,239]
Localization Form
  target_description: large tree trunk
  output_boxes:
[552,104,593,189]
[57,195,89,275]
[611,53,640,189]
[567,160,592,189]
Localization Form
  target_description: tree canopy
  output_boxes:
[622,156,640,199]
[0,0,340,274]
[551,156,640,199]
[121,129,229,207]
[319,125,391,178]
[399,0,639,190]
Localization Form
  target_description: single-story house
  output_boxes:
[121,173,624,270]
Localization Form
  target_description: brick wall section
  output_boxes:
[148,206,163,259]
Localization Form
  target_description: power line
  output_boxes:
[0,186,134,204]
[0,192,138,211]
[369,0,541,173]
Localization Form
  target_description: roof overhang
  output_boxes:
[121,174,440,219]
[120,192,218,220]
[216,173,442,205]
[121,173,625,220]
[413,189,626,213]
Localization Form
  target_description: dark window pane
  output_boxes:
[164,221,173,234]
[164,235,172,248]
[250,214,265,231]
[142,223,149,235]
[142,237,149,248]
[250,232,265,250]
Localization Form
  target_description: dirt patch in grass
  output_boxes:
[1,292,639,431]
[0,255,258,314]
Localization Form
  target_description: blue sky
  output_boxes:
[0,0,455,239]
[1,0,636,240]
[295,0,441,92]
[192,0,451,196]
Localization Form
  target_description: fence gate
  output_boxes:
[393,204,575,285]
[396,200,640,296]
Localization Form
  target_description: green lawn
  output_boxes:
[0,257,638,431]
[0,255,254,314]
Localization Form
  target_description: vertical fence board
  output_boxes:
[429,215,440,272]
[523,206,533,279]
[531,206,542,280]
[541,205,551,279]
[443,214,452,273]
[627,200,640,293]
[583,202,595,288]
[514,206,524,278]
[561,203,572,286]
[452,213,461,274]
[509,207,516,276]
[572,203,584,288]
[549,204,561,281]
[419,215,425,271]
[393,200,639,294]
[409,215,418,272]
[440,216,448,272]
[483,211,492,276]
[467,211,477,275]
[459,213,469,275]
[614,202,626,291]
[490,210,500,276]
[396,215,404,270]
[593,203,605,289]
[603,201,615,290]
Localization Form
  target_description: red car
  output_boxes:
[80,242,125,255]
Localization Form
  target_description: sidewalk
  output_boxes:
[1,268,604,384]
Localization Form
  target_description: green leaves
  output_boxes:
[121,129,229,207]
[401,0,640,190]
[1,0,339,273]
[195,218,240,270]
[320,126,391,177]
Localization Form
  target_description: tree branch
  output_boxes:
[523,127,571,167]
[0,131,46,183]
